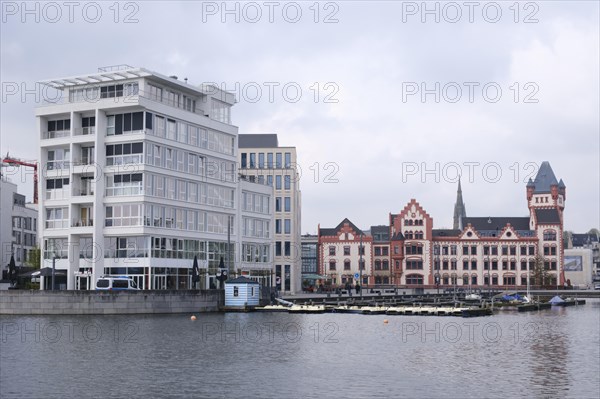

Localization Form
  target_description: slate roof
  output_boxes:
[534,209,561,224]
[319,218,365,237]
[572,233,599,247]
[531,161,559,193]
[238,134,279,148]
[462,217,531,231]
[432,229,462,238]
[370,225,390,242]
[391,232,405,240]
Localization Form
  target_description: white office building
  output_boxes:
[238,134,301,293]
[36,65,274,290]
[1,176,38,274]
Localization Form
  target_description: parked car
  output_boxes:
[594,283,600,290]
[96,276,139,290]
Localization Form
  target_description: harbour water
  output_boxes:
[1,300,599,399]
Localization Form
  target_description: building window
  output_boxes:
[344,246,351,256]
[275,242,282,256]
[276,153,282,168]
[406,274,423,285]
[471,260,477,270]
[344,260,351,270]
[275,219,281,234]
[406,260,423,270]
[275,175,282,190]
[329,260,336,271]
[284,219,291,234]
[275,197,281,212]
[267,153,273,168]
[284,241,291,257]
[329,246,336,256]
[249,153,256,168]
[543,230,557,241]
[284,152,291,168]
[503,276,516,286]
[284,197,291,212]
[241,153,247,168]
[284,175,291,190]
[382,247,388,256]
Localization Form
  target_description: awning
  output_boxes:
[302,274,331,280]
[21,268,67,277]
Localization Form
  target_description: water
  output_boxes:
[1,301,599,399]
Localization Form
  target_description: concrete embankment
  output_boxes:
[0,290,223,315]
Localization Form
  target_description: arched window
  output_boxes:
[543,230,557,241]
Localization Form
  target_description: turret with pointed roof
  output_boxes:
[453,177,467,230]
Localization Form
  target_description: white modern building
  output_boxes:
[0,176,38,274]
[238,134,301,293]
[36,65,274,290]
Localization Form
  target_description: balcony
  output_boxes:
[72,219,94,227]
[73,127,96,136]
[42,130,70,139]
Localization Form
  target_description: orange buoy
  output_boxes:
[191,315,197,321]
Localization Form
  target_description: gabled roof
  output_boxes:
[319,218,365,237]
[391,232,405,240]
[462,217,531,231]
[534,209,561,224]
[238,134,279,148]
[532,161,559,193]
[432,229,461,238]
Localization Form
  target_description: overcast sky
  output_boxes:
[1,1,598,234]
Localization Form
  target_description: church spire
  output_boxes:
[453,177,466,230]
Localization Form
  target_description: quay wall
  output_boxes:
[0,290,224,315]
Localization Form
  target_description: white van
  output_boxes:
[96,276,139,290]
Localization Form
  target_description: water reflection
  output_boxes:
[1,300,598,399]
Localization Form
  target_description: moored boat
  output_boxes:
[288,304,326,314]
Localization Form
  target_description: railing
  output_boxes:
[98,64,134,72]
[45,190,70,200]
[73,188,94,196]
[45,220,69,229]
[71,159,95,167]
[42,130,70,139]
[46,161,70,171]
[73,127,96,136]
[72,219,94,227]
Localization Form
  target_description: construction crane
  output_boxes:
[2,154,38,204]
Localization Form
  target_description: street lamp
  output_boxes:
[435,252,440,295]
[486,255,490,298]
[359,233,363,298]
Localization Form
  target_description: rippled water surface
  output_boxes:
[1,300,599,398]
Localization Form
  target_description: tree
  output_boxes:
[26,246,41,269]
[530,254,553,288]
[563,230,573,249]
[588,228,600,240]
